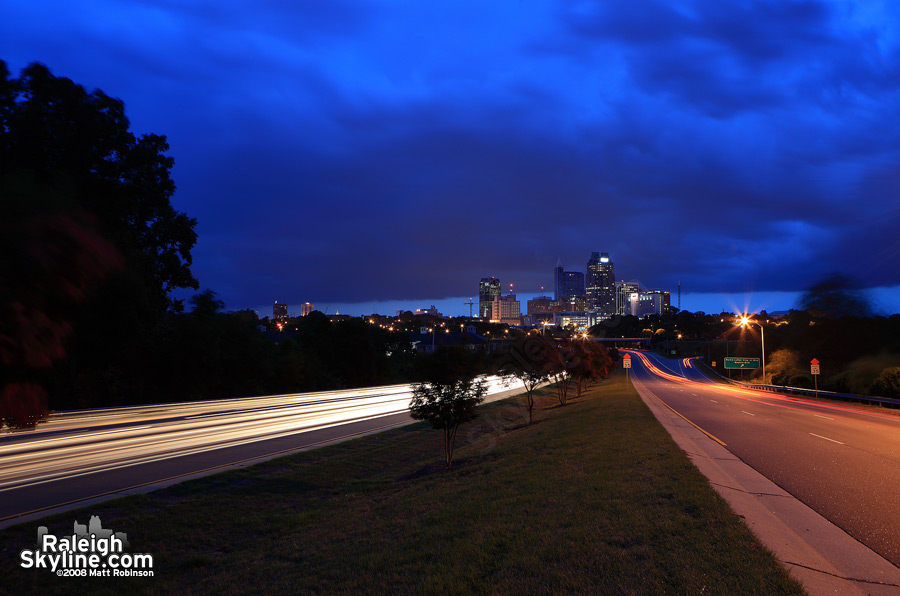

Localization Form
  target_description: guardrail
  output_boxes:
[694,360,900,408]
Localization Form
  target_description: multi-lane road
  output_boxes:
[0,376,517,525]
[628,349,900,568]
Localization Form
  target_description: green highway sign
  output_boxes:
[724,357,760,369]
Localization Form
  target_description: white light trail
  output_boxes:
[0,376,516,492]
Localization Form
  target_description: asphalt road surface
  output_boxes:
[628,349,900,567]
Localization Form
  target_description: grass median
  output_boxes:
[1,370,804,595]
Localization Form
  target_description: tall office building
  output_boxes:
[554,261,585,301]
[586,252,615,315]
[273,301,288,322]
[300,302,314,316]
[526,295,556,315]
[615,281,640,316]
[629,289,672,318]
[478,277,501,319]
[554,262,563,300]
[644,290,671,315]
[492,293,522,325]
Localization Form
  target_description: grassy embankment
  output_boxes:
[1,370,804,595]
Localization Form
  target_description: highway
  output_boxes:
[628,350,900,568]
[0,376,517,524]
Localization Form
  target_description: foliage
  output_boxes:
[871,367,900,398]
[136,305,421,406]
[568,341,614,397]
[787,373,814,389]
[189,289,226,317]
[491,335,556,424]
[0,202,122,427]
[492,335,616,417]
[589,314,646,339]
[587,341,614,383]
[0,61,198,313]
[765,348,803,386]
[409,348,488,467]
[1,60,198,422]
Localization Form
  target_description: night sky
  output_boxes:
[4,1,899,317]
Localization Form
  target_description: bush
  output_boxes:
[870,367,900,398]
[822,371,851,393]
[788,374,814,389]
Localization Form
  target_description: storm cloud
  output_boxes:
[3,0,898,312]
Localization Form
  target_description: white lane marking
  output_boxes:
[741,411,755,416]
[814,414,834,421]
[810,433,844,445]
[710,400,718,404]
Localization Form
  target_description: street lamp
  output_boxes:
[738,315,766,384]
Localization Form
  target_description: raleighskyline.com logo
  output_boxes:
[20,515,154,577]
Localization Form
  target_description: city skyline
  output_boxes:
[6,2,899,312]
[254,283,900,322]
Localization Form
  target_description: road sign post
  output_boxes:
[622,353,632,382]
[811,358,820,398]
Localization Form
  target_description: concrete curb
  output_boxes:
[633,376,900,596]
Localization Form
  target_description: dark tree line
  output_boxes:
[144,302,417,406]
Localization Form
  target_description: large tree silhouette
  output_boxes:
[1,61,198,313]
[0,61,198,420]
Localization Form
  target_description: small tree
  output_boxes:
[871,367,900,398]
[550,340,575,406]
[493,335,555,424]
[409,348,487,468]
[568,341,594,398]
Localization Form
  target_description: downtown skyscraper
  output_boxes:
[554,260,585,301]
[478,277,501,319]
[586,252,615,316]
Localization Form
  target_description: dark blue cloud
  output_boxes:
[3,0,899,312]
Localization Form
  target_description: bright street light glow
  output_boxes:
[734,315,766,383]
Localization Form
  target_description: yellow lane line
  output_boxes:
[634,377,728,447]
